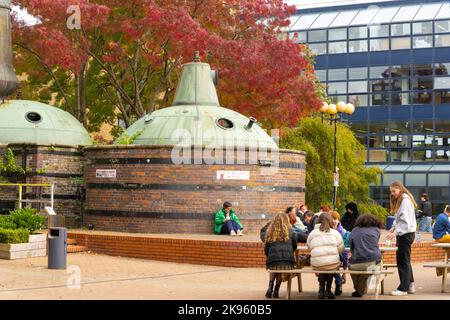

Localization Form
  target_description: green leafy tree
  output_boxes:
[280,116,382,214]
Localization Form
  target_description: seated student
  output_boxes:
[286,207,309,243]
[307,212,344,299]
[331,211,350,296]
[264,213,297,298]
[302,211,315,233]
[297,204,308,219]
[214,202,243,236]
[312,205,331,225]
[433,205,450,243]
[349,214,382,297]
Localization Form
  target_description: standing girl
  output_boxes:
[386,181,417,296]
[264,213,297,298]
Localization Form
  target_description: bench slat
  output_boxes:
[423,264,450,268]
[268,269,393,275]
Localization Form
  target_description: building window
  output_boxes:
[349,40,368,53]
[391,23,411,36]
[351,122,368,134]
[328,68,347,81]
[435,149,450,162]
[369,135,389,148]
[368,150,389,162]
[392,78,410,91]
[413,121,433,133]
[349,94,368,107]
[349,26,368,39]
[412,135,434,146]
[391,150,411,162]
[436,120,450,132]
[435,90,450,104]
[405,173,426,186]
[370,38,389,51]
[390,121,411,133]
[315,69,326,82]
[328,41,347,54]
[413,64,433,76]
[382,173,404,185]
[435,34,450,47]
[328,95,347,104]
[370,93,390,106]
[370,121,390,133]
[328,28,347,41]
[308,29,327,42]
[428,173,450,187]
[349,67,368,80]
[413,149,434,162]
[370,79,389,92]
[369,66,389,79]
[390,65,411,77]
[412,78,433,90]
[434,77,450,90]
[309,43,327,55]
[435,63,450,76]
[348,81,367,93]
[413,36,433,48]
[392,92,409,105]
[369,25,389,38]
[434,135,450,147]
[412,91,432,104]
[391,37,411,50]
[412,21,433,35]
[435,20,450,34]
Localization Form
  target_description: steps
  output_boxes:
[67,238,88,253]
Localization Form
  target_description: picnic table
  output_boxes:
[423,243,450,293]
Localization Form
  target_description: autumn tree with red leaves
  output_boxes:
[12,0,322,135]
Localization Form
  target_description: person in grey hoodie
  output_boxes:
[386,181,417,296]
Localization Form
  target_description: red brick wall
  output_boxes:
[69,232,445,268]
[83,146,306,234]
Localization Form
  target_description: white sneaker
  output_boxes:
[391,290,408,296]
[237,230,243,236]
[408,283,415,294]
[230,230,237,236]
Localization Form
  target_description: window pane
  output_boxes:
[328,69,347,81]
[435,149,450,162]
[349,67,368,80]
[369,150,389,163]
[290,31,307,43]
[434,77,450,90]
[370,93,389,106]
[412,135,434,146]
[349,26,367,39]
[348,81,367,93]
[435,135,450,147]
[370,38,389,51]
[436,3,450,20]
[382,173,404,186]
[369,25,389,38]
[390,65,411,77]
[391,135,411,147]
[412,78,433,90]
[413,64,433,76]
[328,95,347,104]
[370,79,389,92]
[351,7,379,26]
[429,173,449,187]
[291,13,319,31]
[391,37,411,50]
[428,187,449,202]
[310,12,338,29]
[392,92,410,105]
[435,63,450,76]
[435,90,450,104]
[413,149,434,162]
[328,41,347,54]
[412,91,432,104]
[371,7,400,24]
[392,5,421,23]
[349,94,368,107]
[328,82,347,94]
[405,174,426,186]
[308,29,326,42]
[330,10,359,27]
[369,135,389,148]
[436,120,450,132]
[349,40,368,53]
[370,121,390,133]
[328,28,346,41]
[412,22,433,35]
[370,66,389,79]
[392,78,410,91]
[413,3,443,21]
[351,122,368,134]
[315,69,326,82]
[413,36,433,48]
[435,20,450,34]
[391,150,411,162]
[309,43,326,55]
[391,23,411,36]
[413,122,433,134]
[390,122,411,133]
[435,34,450,48]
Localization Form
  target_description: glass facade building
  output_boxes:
[289,0,450,213]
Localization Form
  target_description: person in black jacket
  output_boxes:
[341,202,360,232]
[417,193,432,232]
[263,213,297,299]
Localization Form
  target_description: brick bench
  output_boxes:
[268,268,394,300]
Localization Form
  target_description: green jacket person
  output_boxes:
[214,202,244,236]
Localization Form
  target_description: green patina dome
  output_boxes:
[0,100,92,146]
[119,57,278,150]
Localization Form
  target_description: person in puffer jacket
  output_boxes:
[307,212,344,299]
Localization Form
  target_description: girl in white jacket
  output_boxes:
[307,212,344,299]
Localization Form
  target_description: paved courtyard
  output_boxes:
[0,252,448,300]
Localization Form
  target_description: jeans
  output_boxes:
[396,232,415,292]
[220,220,242,234]
[417,217,432,232]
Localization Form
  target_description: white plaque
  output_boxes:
[96,169,117,178]
[44,206,56,216]
[216,171,250,180]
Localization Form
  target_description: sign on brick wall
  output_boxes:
[96,169,117,178]
[216,171,250,180]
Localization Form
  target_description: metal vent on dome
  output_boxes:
[25,111,42,123]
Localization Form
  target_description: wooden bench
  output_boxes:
[423,263,450,293]
[268,268,394,300]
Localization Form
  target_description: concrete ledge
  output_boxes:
[0,233,47,260]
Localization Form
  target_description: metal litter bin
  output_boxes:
[386,216,395,231]
[48,227,67,269]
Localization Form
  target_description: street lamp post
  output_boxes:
[319,101,356,210]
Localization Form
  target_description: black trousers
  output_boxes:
[220,220,242,234]
[396,232,415,292]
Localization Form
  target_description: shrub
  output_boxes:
[0,228,29,244]
[358,202,390,227]
[0,215,16,229]
[8,208,46,234]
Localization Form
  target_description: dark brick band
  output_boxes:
[10,149,83,157]
[86,183,305,193]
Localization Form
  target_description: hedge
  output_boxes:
[0,228,30,244]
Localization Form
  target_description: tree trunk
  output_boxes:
[76,62,88,128]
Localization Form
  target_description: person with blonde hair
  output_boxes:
[264,213,297,299]
[386,180,417,296]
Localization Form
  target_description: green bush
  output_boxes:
[0,228,29,244]
[7,208,46,234]
[0,215,16,229]
[358,202,390,227]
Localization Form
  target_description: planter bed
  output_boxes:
[0,233,47,260]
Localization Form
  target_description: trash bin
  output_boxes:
[386,216,395,231]
[48,227,67,269]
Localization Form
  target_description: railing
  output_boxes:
[0,183,55,209]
